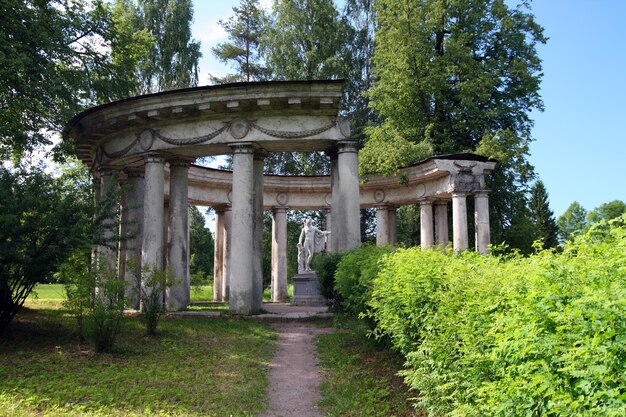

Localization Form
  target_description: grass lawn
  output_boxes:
[4,285,418,416]
[316,317,421,417]
[1,298,276,417]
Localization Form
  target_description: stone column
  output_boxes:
[252,151,265,311]
[213,208,225,302]
[323,208,332,252]
[328,150,340,252]
[474,191,491,254]
[420,200,434,250]
[375,205,390,246]
[435,201,449,248]
[337,140,361,251]
[163,204,169,271]
[229,144,256,314]
[122,171,144,309]
[388,206,397,245]
[91,175,101,266]
[141,155,165,306]
[271,207,288,302]
[118,175,128,284]
[99,170,119,275]
[166,160,190,310]
[452,192,469,252]
[222,206,232,301]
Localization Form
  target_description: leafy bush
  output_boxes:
[140,266,174,335]
[334,245,392,317]
[58,252,126,352]
[366,215,626,416]
[312,251,345,305]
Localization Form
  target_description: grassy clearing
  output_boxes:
[1,305,276,416]
[317,317,421,417]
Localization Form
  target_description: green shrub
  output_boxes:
[334,245,392,317]
[58,252,126,352]
[312,251,345,305]
[366,215,626,416]
[140,266,174,335]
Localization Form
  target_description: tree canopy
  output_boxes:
[0,0,127,162]
[363,0,546,251]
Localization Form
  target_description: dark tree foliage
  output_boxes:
[189,206,214,278]
[342,0,376,143]
[529,180,558,249]
[0,0,130,162]
[364,0,546,252]
[0,166,92,332]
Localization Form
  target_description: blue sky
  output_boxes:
[191,0,626,217]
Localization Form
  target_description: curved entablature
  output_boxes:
[63,80,349,171]
[172,152,497,210]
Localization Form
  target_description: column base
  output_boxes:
[291,272,326,306]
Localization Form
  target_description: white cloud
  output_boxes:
[194,19,228,43]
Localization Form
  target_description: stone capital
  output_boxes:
[272,206,288,214]
[144,153,166,164]
[418,198,435,205]
[254,148,269,160]
[337,140,359,154]
[168,157,194,168]
[213,203,231,213]
[229,142,257,154]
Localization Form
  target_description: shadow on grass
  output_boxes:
[0,306,276,417]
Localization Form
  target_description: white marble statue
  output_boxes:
[298,218,330,272]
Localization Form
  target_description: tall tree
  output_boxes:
[342,0,376,143]
[0,163,93,332]
[261,0,350,175]
[189,206,214,278]
[0,0,127,162]
[109,0,154,97]
[557,201,588,242]
[364,0,546,252]
[264,0,349,81]
[136,0,201,93]
[529,180,558,248]
[211,0,269,83]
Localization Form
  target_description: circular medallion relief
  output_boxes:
[276,193,288,206]
[373,189,386,203]
[416,183,426,197]
[138,129,155,151]
[338,117,351,138]
[325,193,332,206]
[227,191,232,203]
[230,118,250,139]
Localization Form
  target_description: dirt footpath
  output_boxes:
[260,322,334,417]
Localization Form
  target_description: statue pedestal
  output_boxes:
[291,272,326,306]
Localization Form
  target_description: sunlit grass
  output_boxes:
[1,303,276,416]
[317,317,421,417]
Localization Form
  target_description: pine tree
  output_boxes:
[529,180,558,248]
[211,0,269,83]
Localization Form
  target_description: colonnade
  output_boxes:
[95,140,362,314]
